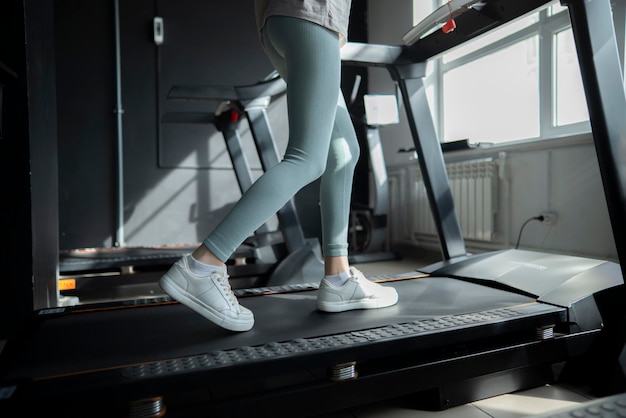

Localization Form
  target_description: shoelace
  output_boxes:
[215,274,240,311]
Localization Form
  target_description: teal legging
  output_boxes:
[203,16,360,262]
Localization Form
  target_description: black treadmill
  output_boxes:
[1,0,625,416]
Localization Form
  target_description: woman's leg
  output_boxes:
[201,16,342,263]
[161,17,342,332]
[320,94,360,275]
[162,17,397,330]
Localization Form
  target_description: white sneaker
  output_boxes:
[316,267,399,312]
[159,255,254,332]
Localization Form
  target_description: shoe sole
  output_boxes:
[316,291,399,313]
[159,275,254,332]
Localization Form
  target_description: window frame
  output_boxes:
[421,1,626,145]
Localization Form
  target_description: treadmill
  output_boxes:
[1,0,625,416]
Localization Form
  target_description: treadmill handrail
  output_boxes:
[168,73,286,102]
[405,0,553,62]
[402,0,488,46]
[168,43,412,103]
[340,42,411,67]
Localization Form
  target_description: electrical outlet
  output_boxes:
[541,212,558,225]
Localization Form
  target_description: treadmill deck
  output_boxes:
[3,275,564,377]
[0,273,595,417]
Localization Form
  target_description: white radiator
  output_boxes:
[413,158,498,242]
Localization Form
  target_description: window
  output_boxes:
[554,28,588,126]
[443,36,540,143]
[413,0,626,145]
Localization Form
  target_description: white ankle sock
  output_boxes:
[187,254,223,276]
[324,270,351,286]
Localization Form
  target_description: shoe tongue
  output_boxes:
[349,267,363,278]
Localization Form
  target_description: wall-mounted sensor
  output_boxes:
[154,17,164,45]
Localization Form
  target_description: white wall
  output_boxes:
[367,0,618,262]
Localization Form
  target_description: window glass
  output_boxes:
[413,0,436,26]
[412,0,613,144]
[443,36,540,143]
[554,28,589,126]
[444,14,539,63]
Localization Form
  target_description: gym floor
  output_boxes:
[314,384,594,417]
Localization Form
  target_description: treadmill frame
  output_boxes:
[3,0,626,415]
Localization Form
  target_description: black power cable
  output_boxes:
[515,215,545,249]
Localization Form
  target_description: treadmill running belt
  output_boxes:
[4,277,555,380]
